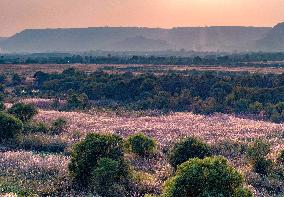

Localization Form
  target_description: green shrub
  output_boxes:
[23,122,49,134]
[127,133,156,156]
[8,103,38,122]
[253,158,273,176]
[278,149,284,164]
[233,187,254,197]
[162,156,251,197]
[91,157,129,196]
[168,137,211,168]
[18,134,67,153]
[246,139,271,162]
[0,112,23,142]
[68,133,126,188]
[66,93,89,110]
[0,102,4,111]
[50,118,67,135]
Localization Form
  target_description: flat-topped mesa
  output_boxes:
[2,24,281,53]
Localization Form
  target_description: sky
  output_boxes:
[0,0,284,37]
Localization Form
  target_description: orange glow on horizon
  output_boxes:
[0,0,284,36]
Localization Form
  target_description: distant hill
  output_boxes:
[0,37,7,42]
[112,36,170,51]
[0,37,7,46]
[256,23,284,51]
[1,24,283,53]
[0,37,7,52]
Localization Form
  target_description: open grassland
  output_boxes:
[36,109,284,151]
[1,63,284,77]
[1,99,284,196]
[1,105,284,196]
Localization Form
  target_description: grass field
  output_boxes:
[1,101,283,196]
[1,63,284,77]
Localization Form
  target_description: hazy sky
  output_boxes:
[0,0,284,36]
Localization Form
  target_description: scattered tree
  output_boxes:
[168,137,211,168]
[0,112,23,142]
[8,103,38,122]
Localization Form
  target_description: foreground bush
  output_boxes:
[162,156,252,197]
[168,137,211,168]
[127,133,156,156]
[0,112,23,142]
[91,157,129,196]
[8,103,38,122]
[68,133,128,189]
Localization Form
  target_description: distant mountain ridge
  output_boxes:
[256,22,284,51]
[0,23,283,53]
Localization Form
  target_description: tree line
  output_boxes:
[1,52,284,67]
[29,68,284,122]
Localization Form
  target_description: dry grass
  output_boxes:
[1,101,284,196]
[1,64,283,77]
[35,109,284,153]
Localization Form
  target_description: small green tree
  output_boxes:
[68,133,127,188]
[168,137,211,168]
[8,103,38,122]
[0,112,23,142]
[127,133,156,156]
[162,156,252,197]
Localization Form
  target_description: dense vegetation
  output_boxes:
[29,68,284,122]
[1,52,284,67]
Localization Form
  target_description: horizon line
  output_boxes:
[2,23,279,38]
